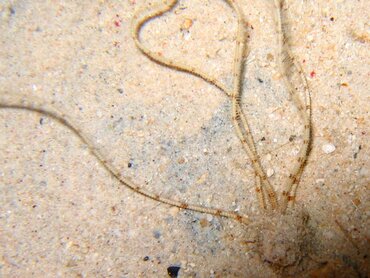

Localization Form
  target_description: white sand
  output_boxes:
[0,0,369,277]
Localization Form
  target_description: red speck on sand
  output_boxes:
[310,71,316,78]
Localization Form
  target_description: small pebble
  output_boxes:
[167,266,181,278]
[322,143,336,154]
[315,178,325,185]
[181,18,193,30]
[267,168,274,177]
[153,230,161,239]
[206,214,213,222]
[266,53,274,61]
[199,218,209,228]
[196,172,208,184]
[168,206,180,217]
[352,198,361,206]
[265,154,272,161]
[177,157,185,164]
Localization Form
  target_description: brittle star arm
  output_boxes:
[228,0,277,210]
[131,0,278,210]
[273,0,312,212]
[0,92,250,224]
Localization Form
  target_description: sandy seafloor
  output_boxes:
[0,0,369,277]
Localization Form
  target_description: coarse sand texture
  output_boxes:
[0,0,369,277]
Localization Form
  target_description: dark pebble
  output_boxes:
[153,230,161,239]
[167,266,181,278]
[289,135,296,142]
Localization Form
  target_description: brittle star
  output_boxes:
[131,0,312,213]
[0,0,311,225]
